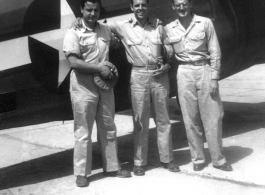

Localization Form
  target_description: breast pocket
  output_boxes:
[150,38,163,57]
[79,37,96,53]
[126,38,143,58]
[169,36,185,54]
[98,37,110,56]
[188,32,206,50]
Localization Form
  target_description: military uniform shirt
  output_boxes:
[165,14,221,79]
[63,19,118,65]
[108,17,173,67]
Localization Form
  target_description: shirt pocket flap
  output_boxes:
[151,38,162,45]
[169,36,182,43]
[189,32,205,40]
[79,37,96,46]
[126,38,143,45]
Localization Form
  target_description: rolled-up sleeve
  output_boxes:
[63,29,81,58]
[205,19,221,80]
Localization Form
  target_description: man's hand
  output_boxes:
[71,17,82,30]
[109,64,118,78]
[210,80,219,95]
[98,65,113,80]
[153,63,170,78]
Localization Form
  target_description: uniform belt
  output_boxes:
[132,64,158,70]
[179,59,210,66]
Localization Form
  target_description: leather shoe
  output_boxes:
[161,161,180,172]
[133,166,145,176]
[76,175,89,187]
[103,169,132,178]
[193,163,205,171]
[213,163,233,171]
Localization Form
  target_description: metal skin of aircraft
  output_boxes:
[0,0,265,129]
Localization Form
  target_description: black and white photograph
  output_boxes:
[0,0,264,194]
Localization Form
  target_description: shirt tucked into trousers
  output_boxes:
[165,14,226,166]
[63,22,120,176]
[109,17,174,166]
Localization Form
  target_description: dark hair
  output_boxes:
[130,0,149,5]
[81,0,101,8]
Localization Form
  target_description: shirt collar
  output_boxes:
[173,13,200,28]
[81,19,99,32]
[129,16,158,28]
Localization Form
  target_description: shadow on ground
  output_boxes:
[0,101,264,190]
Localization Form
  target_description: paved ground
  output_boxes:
[0,64,265,195]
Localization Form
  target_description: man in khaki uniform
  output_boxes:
[63,0,131,188]
[165,0,232,171]
[107,0,180,176]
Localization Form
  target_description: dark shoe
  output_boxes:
[103,169,132,178]
[76,175,89,187]
[133,166,145,176]
[193,163,205,171]
[213,163,233,171]
[161,161,180,172]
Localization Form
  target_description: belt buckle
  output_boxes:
[194,60,203,66]
[147,65,157,70]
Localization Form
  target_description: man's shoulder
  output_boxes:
[194,15,212,24]
[149,17,163,28]
[64,28,79,39]
[98,22,109,29]
[65,27,77,34]
[98,22,111,33]
[165,20,176,29]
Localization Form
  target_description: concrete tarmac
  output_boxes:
[0,64,265,195]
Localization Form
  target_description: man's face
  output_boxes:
[130,0,149,21]
[81,2,100,25]
[172,0,192,18]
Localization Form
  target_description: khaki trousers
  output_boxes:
[177,65,226,166]
[130,69,173,166]
[70,70,119,176]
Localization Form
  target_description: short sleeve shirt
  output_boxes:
[63,20,116,65]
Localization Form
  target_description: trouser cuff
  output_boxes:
[104,163,120,172]
[160,156,174,164]
[74,167,91,176]
[134,160,147,166]
[212,158,226,166]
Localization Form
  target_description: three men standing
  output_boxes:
[65,0,233,188]
[165,0,232,171]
